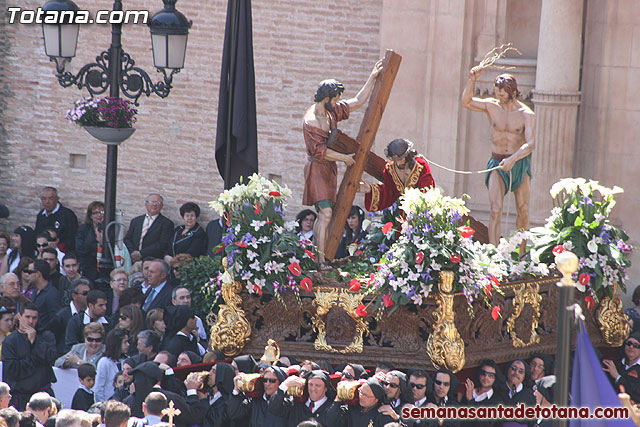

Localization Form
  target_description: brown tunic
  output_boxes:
[302,101,350,206]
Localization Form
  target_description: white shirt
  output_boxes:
[83,311,109,326]
[473,388,494,402]
[306,396,327,413]
[507,382,523,398]
[414,396,427,406]
[210,391,222,405]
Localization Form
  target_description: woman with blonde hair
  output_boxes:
[55,322,106,368]
[146,308,165,341]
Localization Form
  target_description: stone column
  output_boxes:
[530,0,584,223]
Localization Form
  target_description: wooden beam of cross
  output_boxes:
[324,49,402,261]
[332,130,385,182]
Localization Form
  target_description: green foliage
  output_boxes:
[177,255,223,319]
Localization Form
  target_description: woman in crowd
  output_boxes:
[165,202,207,264]
[295,209,317,241]
[146,308,165,341]
[55,322,106,369]
[335,205,367,259]
[4,226,36,275]
[15,257,36,301]
[95,328,130,402]
[108,268,129,317]
[0,305,14,360]
[75,201,104,281]
[0,232,10,275]
[117,304,144,355]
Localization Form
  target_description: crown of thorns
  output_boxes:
[384,139,414,160]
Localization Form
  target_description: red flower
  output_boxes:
[382,222,393,234]
[354,250,364,257]
[485,284,492,298]
[355,304,368,317]
[585,296,595,310]
[457,226,475,239]
[491,306,501,320]
[235,240,248,248]
[415,252,424,264]
[490,274,500,288]
[383,294,395,308]
[367,273,376,286]
[224,213,230,227]
[450,254,461,263]
[288,262,302,277]
[254,203,260,215]
[268,191,281,197]
[254,284,263,297]
[349,279,361,292]
[300,278,313,292]
[305,250,315,260]
[578,273,591,287]
[215,244,225,254]
[552,245,565,256]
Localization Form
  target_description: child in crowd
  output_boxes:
[71,363,96,411]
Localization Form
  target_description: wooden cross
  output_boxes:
[324,49,402,261]
[162,400,181,427]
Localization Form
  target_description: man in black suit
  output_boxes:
[141,260,173,313]
[35,186,78,253]
[64,289,110,351]
[29,260,63,330]
[461,359,504,427]
[206,217,225,258]
[124,193,174,262]
[48,278,91,355]
[503,360,535,406]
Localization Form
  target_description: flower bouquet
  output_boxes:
[360,188,502,314]
[528,178,632,300]
[66,96,137,128]
[209,174,317,298]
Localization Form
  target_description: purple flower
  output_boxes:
[450,211,462,224]
[580,196,594,207]
[378,243,389,252]
[222,230,236,246]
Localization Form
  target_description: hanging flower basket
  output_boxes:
[67,96,138,145]
[83,126,136,145]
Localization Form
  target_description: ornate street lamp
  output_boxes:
[41,0,192,276]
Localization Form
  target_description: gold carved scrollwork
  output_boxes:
[426,271,465,373]
[312,287,369,354]
[209,259,252,357]
[506,283,542,348]
[597,284,630,347]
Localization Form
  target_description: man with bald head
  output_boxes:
[124,193,174,262]
[0,273,30,313]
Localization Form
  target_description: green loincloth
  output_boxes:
[485,156,532,195]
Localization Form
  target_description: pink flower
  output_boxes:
[415,252,424,264]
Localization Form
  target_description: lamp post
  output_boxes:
[41,0,192,276]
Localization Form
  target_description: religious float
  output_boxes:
[201,173,633,372]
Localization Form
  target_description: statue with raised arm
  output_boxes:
[303,60,383,264]
[461,67,535,245]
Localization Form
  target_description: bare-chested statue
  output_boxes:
[303,60,382,264]
[461,67,535,245]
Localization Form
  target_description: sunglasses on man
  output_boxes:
[434,379,450,387]
[625,340,640,349]
[409,382,426,390]
[382,381,400,388]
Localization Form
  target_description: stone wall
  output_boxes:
[0,0,382,230]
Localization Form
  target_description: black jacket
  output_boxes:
[612,359,640,403]
[227,392,286,427]
[35,203,79,252]
[1,329,57,395]
[206,218,225,258]
[460,389,504,427]
[33,283,63,329]
[142,281,174,313]
[168,224,207,258]
[75,223,99,281]
[124,213,174,259]
[268,388,337,427]
[48,304,80,355]
[71,387,94,411]
[161,332,199,357]
[327,402,396,427]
